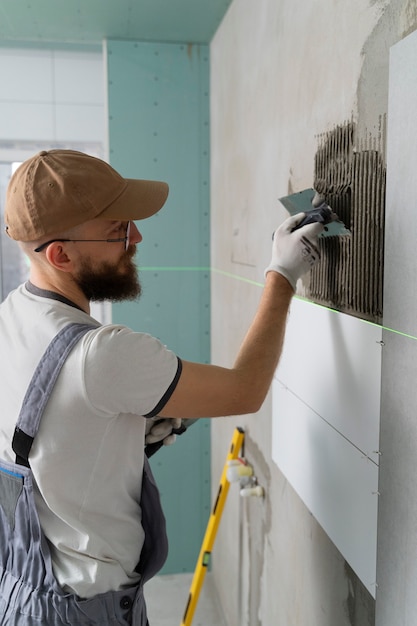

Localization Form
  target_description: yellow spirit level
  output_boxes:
[181,426,245,626]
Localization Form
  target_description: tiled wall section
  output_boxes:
[0,47,104,145]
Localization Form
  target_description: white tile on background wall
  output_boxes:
[0,46,104,144]
[0,48,54,102]
[272,381,378,597]
[55,104,105,142]
[0,102,55,140]
[53,51,104,105]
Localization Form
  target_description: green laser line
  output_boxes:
[210,268,265,287]
[294,294,417,342]
[140,266,417,343]
[141,266,264,286]
[141,266,211,272]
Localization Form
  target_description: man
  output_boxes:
[0,150,323,625]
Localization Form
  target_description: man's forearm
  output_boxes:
[232,271,293,411]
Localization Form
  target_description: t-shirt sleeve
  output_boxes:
[82,325,181,417]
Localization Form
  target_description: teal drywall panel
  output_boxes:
[106,40,210,574]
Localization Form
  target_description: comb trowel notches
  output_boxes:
[279,188,351,237]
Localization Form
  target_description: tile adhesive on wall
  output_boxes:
[305,120,386,324]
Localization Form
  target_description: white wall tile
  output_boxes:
[275,297,382,460]
[376,28,417,626]
[55,103,105,142]
[0,46,104,144]
[272,381,378,597]
[0,48,53,102]
[0,102,54,140]
[272,298,381,596]
[53,50,104,104]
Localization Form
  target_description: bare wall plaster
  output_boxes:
[210,0,417,624]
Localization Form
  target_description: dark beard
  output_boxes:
[73,248,142,302]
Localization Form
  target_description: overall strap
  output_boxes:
[12,323,98,468]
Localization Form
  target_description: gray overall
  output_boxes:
[0,323,168,625]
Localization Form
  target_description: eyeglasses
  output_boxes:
[34,221,131,253]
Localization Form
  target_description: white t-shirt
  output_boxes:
[0,283,181,598]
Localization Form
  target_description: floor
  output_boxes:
[145,572,227,626]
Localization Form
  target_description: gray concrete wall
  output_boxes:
[209,1,417,624]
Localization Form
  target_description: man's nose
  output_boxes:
[130,221,143,244]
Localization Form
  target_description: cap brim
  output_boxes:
[99,178,169,221]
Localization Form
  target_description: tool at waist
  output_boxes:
[145,418,199,458]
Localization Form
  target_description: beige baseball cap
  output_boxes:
[4,149,169,242]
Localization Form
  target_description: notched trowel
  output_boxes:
[279,188,351,237]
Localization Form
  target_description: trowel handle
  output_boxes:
[291,205,333,231]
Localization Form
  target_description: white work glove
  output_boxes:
[145,417,182,446]
[264,213,324,290]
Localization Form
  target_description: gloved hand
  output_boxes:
[264,213,324,290]
[145,417,182,446]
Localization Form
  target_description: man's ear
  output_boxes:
[45,242,74,272]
